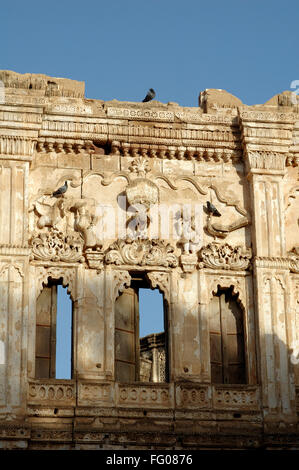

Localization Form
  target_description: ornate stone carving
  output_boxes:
[200,243,252,270]
[72,200,102,249]
[78,382,112,406]
[180,253,198,273]
[112,270,131,301]
[105,239,178,268]
[35,266,77,299]
[247,151,286,171]
[117,384,171,407]
[212,386,260,410]
[289,247,299,273]
[85,248,104,271]
[125,177,159,209]
[30,229,84,262]
[205,214,250,239]
[176,384,211,409]
[33,198,65,229]
[28,381,75,405]
[175,212,201,254]
[128,156,150,177]
[146,272,170,304]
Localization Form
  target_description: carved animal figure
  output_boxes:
[52,181,68,197]
[142,88,156,102]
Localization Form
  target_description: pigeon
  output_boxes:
[206,201,221,217]
[52,180,68,197]
[142,88,156,102]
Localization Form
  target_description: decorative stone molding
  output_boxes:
[36,138,97,154]
[35,266,77,300]
[116,384,171,408]
[180,253,198,273]
[0,135,36,160]
[246,151,286,171]
[27,380,76,406]
[146,271,170,304]
[0,246,31,256]
[30,230,84,262]
[85,248,104,271]
[212,386,260,410]
[78,382,112,406]
[105,238,178,268]
[176,384,211,409]
[254,256,292,270]
[200,243,252,270]
[207,275,246,311]
[125,178,159,209]
[0,262,25,279]
[205,214,250,239]
[240,110,295,124]
[112,269,131,301]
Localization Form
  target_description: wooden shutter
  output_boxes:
[210,290,246,384]
[115,288,139,382]
[35,286,57,378]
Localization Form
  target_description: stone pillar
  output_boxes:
[0,142,37,416]
[240,110,297,426]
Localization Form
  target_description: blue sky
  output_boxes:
[3,0,297,377]
[1,0,298,106]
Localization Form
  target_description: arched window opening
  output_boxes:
[35,279,73,380]
[115,273,168,383]
[209,287,246,385]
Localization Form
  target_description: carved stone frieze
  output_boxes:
[105,238,178,268]
[28,381,75,406]
[78,382,112,406]
[176,384,211,409]
[30,229,84,262]
[116,384,171,408]
[246,151,286,171]
[212,386,260,410]
[200,242,252,270]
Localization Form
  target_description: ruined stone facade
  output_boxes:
[0,70,298,449]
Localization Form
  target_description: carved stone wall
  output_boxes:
[0,71,298,449]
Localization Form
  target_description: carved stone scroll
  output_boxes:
[200,243,252,270]
[30,230,84,262]
[105,239,178,268]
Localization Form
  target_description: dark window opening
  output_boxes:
[115,273,168,383]
[209,287,246,385]
[35,279,73,380]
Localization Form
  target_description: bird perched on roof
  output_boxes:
[206,201,221,217]
[142,88,156,102]
[52,181,68,198]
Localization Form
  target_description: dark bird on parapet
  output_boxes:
[142,88,156,102]
[52,181,68,198]
[206,201,221,217]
